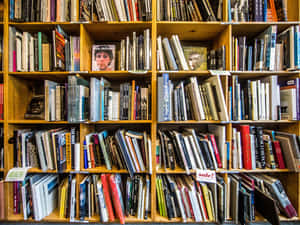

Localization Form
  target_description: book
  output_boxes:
[92,44,116,71]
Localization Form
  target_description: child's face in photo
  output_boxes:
[96,51,111,70]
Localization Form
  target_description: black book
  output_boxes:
[255,127,266,168]
[165,133,176,170]
[168,131,184,169]
[162,176,175,219]
[158,130,167,169]
[131,175,139,215]
[178,133,192,169]
[70,127,75,169]
[36,0,41,22]
[198,138,214,169]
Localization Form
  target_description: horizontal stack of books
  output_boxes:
[158,74,228,121]
[11,128,80,172]
[9,25,80,72]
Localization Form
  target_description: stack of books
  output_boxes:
[229,75,299,121]
[79,0,152,22]
[229,0,288,22]
[79,174,151,223]
[157,35,226,71]
[157,126,228,172]
[157,74,228,121]
[232,25,300,71]
[9,0,78,22]
[11,128,80,172]
[231,126,300,171]
[9,25,80,72]
[157,0,223,21]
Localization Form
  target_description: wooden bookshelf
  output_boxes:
[1,0,300,223]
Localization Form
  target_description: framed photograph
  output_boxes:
[92,44,116,71]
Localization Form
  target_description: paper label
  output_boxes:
[5,167,30,182]
[195,169,217,183]
[209,70,231,76]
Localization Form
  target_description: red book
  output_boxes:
[135,1,139,21]
[272,140,286,169]
[240,125,252,169]
[196,182,208,220]
[127,0,133,21]
[108,175,125,224]
[183,187,194,219]
[208,134,222,168]
[101,174,115,222]
[89,144,95,168]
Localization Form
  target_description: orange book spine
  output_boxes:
[109,175,125,224]
[89,144,95,168]
[101,174,115,222]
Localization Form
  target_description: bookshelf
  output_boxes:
[0,0,300,223]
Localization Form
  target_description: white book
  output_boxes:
[131,0,137,21]
[232,128,238,169]
[55,86,61,121]
[96,180,109,222]
[16,31,22,72]
[119,0,127,21]
[43,175,58,216]
[189,189,202,222]
[144,29,151,70]
[42,132,54,170]
[108,90,113,120]
[190,77,205,120]
[35,131,48,171]
[188,135,203,169]
[125,136,139,171]
[132,138,145,171]
[22,32,29,72]
[157,36,165,71]
[263,76,278,120]
[257,80,262,120]
[71,0,78,22]
[237,83,241,120]
[207,139,218,169]
[120,39,126,70]
[70,178,76,221]
[147,138,152,174]
[100,0,110,21]
[132,32,137,70]
[236,131,243,169]
[181,187,191,218]
[280,88,297,120]
[85,133,95,168]
[250,134,256,170]
[251,81,258,120]
[265,82,270,120]
[29,34,34,71]
[114,0,125,21]
[21,183,28,220]
[137,177,144,219]
[74,143,80,171]
[261,82,265,120]
[112,91,120,120]
[50,89,56,121]
[170,35,189,70]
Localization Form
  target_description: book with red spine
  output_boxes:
[135,1,139,21]
[89,144,95,168]
[183,186,194,219]
[196,182,208,220]
[272,140,286,169]
[208,134,222,168]
[108,174,125,224]
[127,0,133,21]
[240,125,252,169]
[101,174,115,222]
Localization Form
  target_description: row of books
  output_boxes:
[157,0,223,21]
[230,76,299,121]
[157,35,226,71]
[157,126,227,172]
[9,26,80,72]
[92,29,151,72]
[14,174,76,220]
[84,130,152,176]
[156,174,297,223]
[79,0,152,22]
[232,25,300,71]
[11,128,80,172]
[157,74,228,121]
[10,0,78,22]
[229,0,288,22]
[232,126,300,171]
[43,77,151,122]
[79,174,151,223]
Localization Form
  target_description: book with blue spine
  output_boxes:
[163,73,170,121]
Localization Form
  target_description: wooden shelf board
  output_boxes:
[7,209,69,222]
[82,168,150,174]
[158,120,226,124]
[86,120,152,124]
[156,168,227,174]
[9,23,80,33]
[254,211,299,222]
[155,214,215,223]
[230,70,300,76]
[8,120,71,124]
[228,168,292,173]
[83,215,151,223]
[27,168,72,173]
[231,120,298,124]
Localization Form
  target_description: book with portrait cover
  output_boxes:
[92,44,116,71]
[183,46,207,71]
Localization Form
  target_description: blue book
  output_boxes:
[263,0,267,21]
[163,73,170,121]
[294,26,300,69]
[123,0,130,21]
[83,140,88,169]
[228,0,232,21]
[247,46,253,71]
[10,0,14,20]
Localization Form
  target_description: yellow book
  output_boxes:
[158,178,167,217]
[65,132,71,170]
[156,178,162,216]
[59,180,67,218]
[201,183,213,221]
